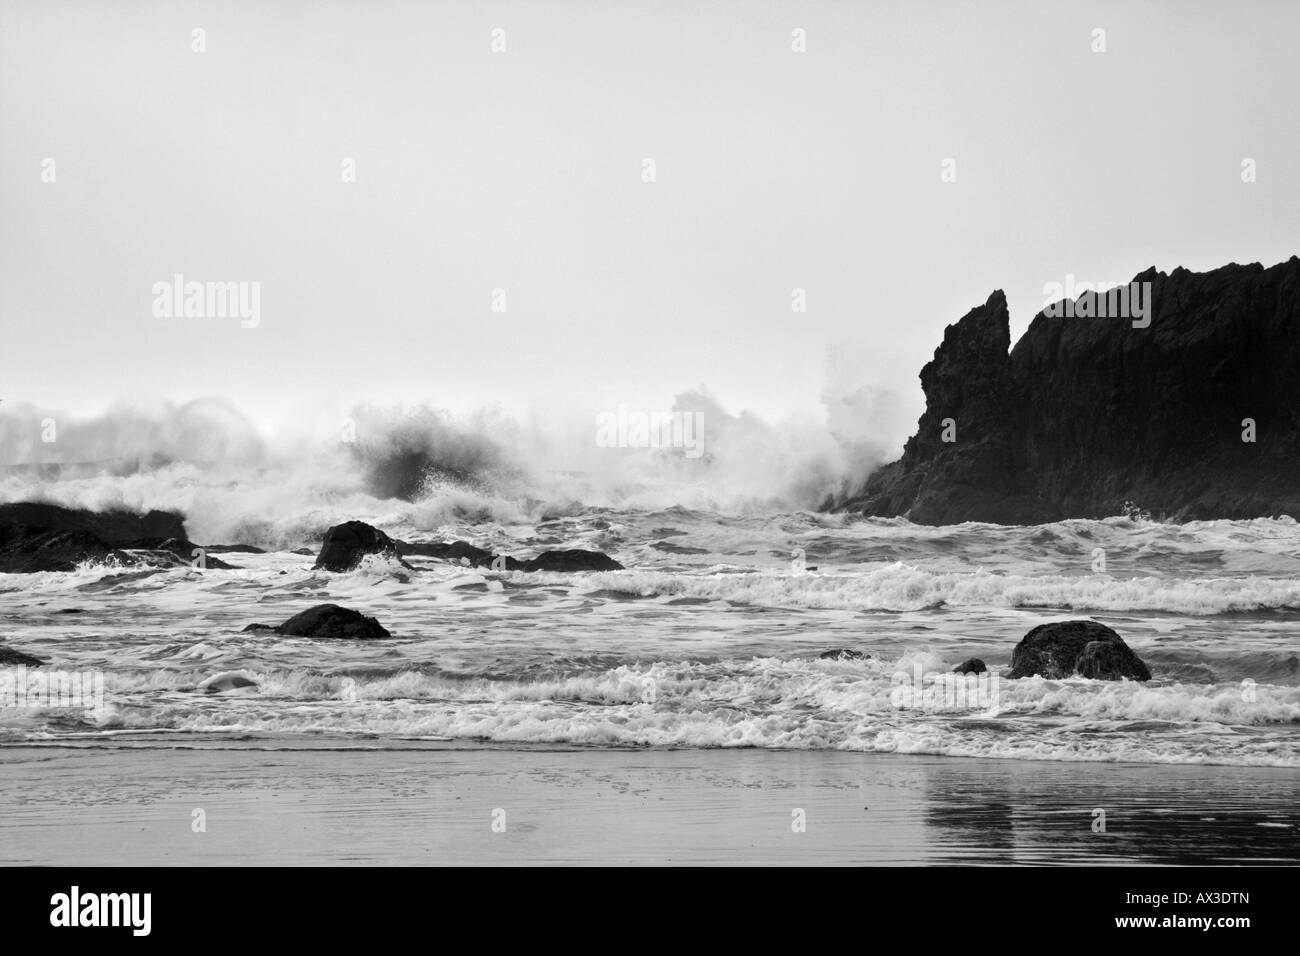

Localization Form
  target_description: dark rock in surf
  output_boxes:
[246,604,392,640]
[397,539,495,566]
[396,539,623,572]
[953,658,987,674]
[831,258,1300,523]
[1076,640,1151,681]
[0,502,235,572]
[651,540,710,555]
[0,645,46,667]
[0,502,186,543]
[153,539,239,570]
[0,527,124,573]
[1008,620,1150,681]
[586,588,651,601]
[313,521,408,572]
[519,550,623,572]
[819,649,869,660]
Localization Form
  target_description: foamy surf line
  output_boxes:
[563,565,1300,615]
[6,560,1300,616]
[7,657,1298,767]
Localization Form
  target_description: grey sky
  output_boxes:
[2,0,1297,445]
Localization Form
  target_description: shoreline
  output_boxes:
[2,743,1296,865]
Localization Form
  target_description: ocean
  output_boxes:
[4,494,1299,768]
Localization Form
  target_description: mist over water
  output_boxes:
[0,385,898,547]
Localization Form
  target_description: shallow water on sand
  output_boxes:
[1,743,1295,865]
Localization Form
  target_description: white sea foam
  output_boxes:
[25,656,1288,767]
[561,564,1300,615]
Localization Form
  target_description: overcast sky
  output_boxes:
[2,0,1297,437]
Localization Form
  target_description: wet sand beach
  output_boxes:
[2,740,1296,866]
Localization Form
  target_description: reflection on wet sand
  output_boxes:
[1,742,1294,865]
[920,758,1299,865]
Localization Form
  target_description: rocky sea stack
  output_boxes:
[832,258,1300,523]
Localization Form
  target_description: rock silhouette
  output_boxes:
[834,258,1300,523]
[0,503,236,572]
[0,644,46,667]
[1008,620,1151,681]
[313,521,409,572]
[245,604,392,640]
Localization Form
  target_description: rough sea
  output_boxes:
[4,462,1299,768]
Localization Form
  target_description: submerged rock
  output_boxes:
[1008,620,1150,681]
[518,550,623,572]
[199,672,259,694]
[819,649,869,661]
[0,645,46,667]
[397,539,623,572]
[320,521,624,573]
[397,540,494,565]
[153,539,239,570]
[650,540,710,555]
[952,657,987,674]
[246,604,392,640]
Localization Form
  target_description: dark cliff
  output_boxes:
[834,257,1300,524]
